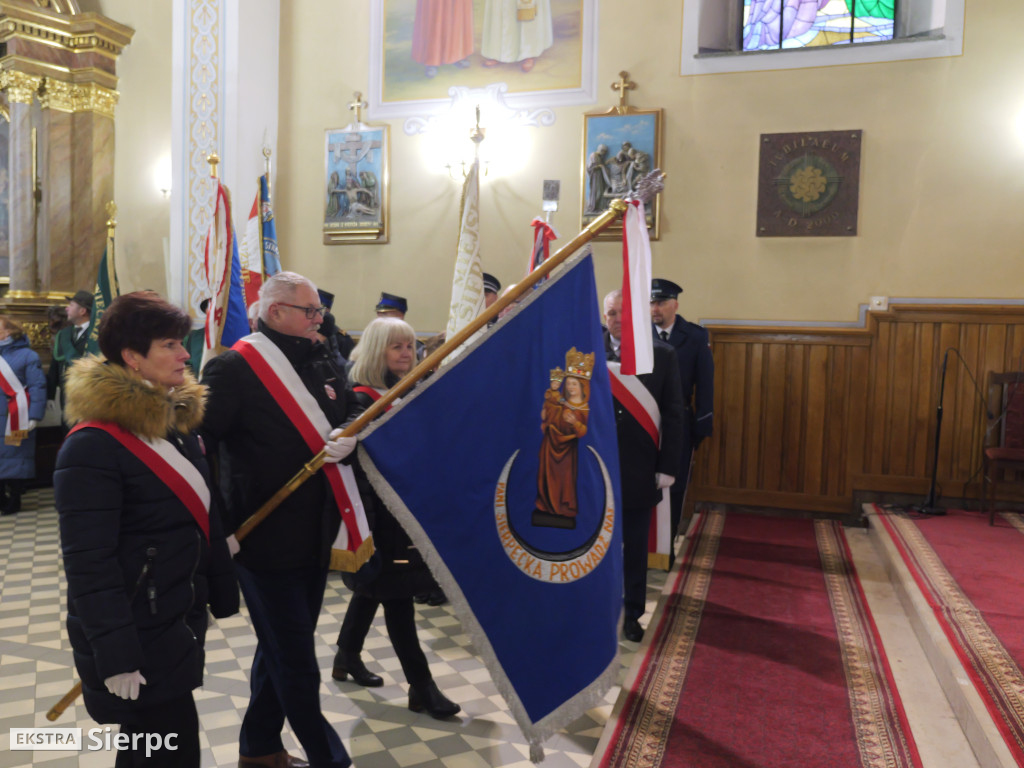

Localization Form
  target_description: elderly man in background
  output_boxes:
[604,289,684,643]
[202,271,360,768]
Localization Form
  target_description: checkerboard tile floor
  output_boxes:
[0,490,668,768]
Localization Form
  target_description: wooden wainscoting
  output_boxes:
[691,305,1024,519]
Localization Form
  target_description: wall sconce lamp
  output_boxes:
[416,84,551,179]
[444,105,490,179]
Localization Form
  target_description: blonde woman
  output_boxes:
[332,317,460,719]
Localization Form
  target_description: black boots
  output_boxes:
[0,480,21,516]
[331,648,383,687]
[408,680,460,719]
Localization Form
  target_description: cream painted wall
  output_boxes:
[96,0,1024,331]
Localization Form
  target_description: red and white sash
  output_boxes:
[0,354,30,446]
[608,362,671,570]
[352,385,390,410]
[69,421,211,540]
[232,333,372,572]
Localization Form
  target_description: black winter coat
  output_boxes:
[656,315,715,449]
[55,358,239,725]
[605,332,686,510]
[200,323,359,571]
[344,384,433,601]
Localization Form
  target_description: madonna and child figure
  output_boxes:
[534,348,593,529]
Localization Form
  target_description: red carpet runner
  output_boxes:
[874,506,1024,764]
[598,512,921,768]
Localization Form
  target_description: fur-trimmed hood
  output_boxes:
[63,355,206,439]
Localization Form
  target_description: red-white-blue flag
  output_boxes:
[201,182,249,372]
[359,250,622,760]
[239,174,282,309]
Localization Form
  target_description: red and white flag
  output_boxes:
[618,199,653,375]
[239,189,264,308]
[527,217,558,276]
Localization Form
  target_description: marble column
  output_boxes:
[7,97,38,293]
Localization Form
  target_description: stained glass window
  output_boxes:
[742,0,897,51]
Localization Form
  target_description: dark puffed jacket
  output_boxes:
[200,323,359,571]
[605,333,686,510]
[55,357,239,725]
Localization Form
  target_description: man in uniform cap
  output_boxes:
[46,289,94,430]
[650,278,714,552]
[375,292,409,318]
[482,273,501,308]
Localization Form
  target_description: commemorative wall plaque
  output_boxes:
[756,130,862,237]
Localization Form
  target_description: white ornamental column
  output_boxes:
[169,0,280,312]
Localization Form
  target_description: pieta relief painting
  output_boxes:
[581,108,662,240]
[323,124,390,245]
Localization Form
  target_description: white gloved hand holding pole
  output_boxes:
[104,670,146,700]
[655,473,675,490]
[323,428,356,464]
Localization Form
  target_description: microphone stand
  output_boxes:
[911,348,950,516]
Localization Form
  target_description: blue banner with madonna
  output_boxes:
[358,249,622,757]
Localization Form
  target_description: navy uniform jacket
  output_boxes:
[604,332,685,510]
[654,315,714,444]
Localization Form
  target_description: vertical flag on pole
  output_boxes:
[444,157,483,361]
[239,190,264,309]
[618,200,654,375]
[84,208,120,356]
[239,173,282,308]
[201,181,250,372]
[259,174,282,276]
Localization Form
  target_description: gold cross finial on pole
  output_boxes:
[349,91,367,124]
[611,71,636,112]
[105,201,117,234]
[207,153,219,178]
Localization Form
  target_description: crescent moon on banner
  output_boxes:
[494,447,616,583]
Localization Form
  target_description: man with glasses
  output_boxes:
[201,271,359,768]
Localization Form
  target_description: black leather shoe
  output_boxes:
[623,619,644,642]
[332,648,383,687]
[408,680,461,719]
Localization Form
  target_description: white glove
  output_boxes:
[226,534,240,557]
[26,420,37,432]
[323,428,356,463]
[655,473,675,490]
[104,670,146,700]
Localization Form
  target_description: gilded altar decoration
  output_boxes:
[757,130,862,237]
[533,347,593,529]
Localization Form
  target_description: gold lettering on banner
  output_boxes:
[494,449,616,583]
